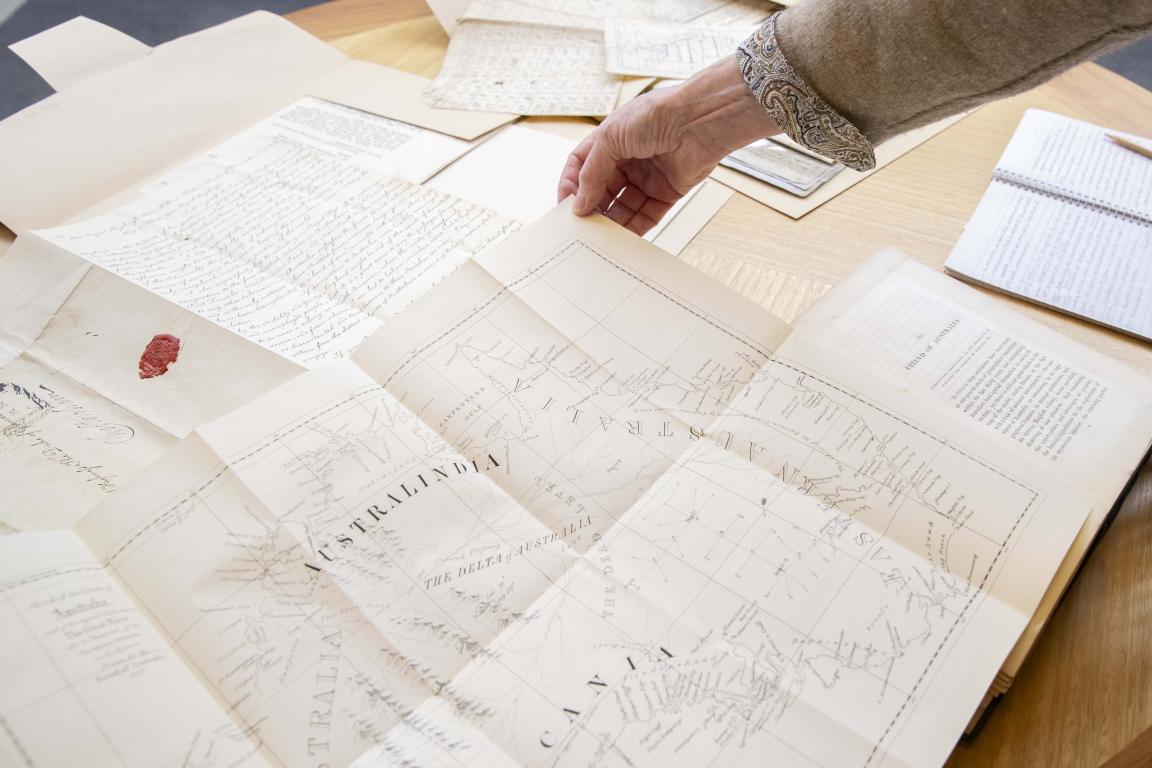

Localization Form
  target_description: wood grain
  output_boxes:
[1100,723,1152,768]
[285,3,1152,764]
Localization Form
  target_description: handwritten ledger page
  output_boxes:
[33,97,519,367]
[6,204,1147,767]
[946,110,1152,340]
[425,21,623,116]
[605,19,754,78]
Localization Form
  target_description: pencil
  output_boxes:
[1106,133,1152,161]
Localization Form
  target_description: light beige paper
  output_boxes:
[787,250,1152,676]
[0,12,516,233]
[426,0,473,34]
[32,100,519,367]
[8,16,150,92]
[31,202,1093,767]
[0,13,517,532]
[946,110,1152,341]
[0,531,272,768]
[425,20,623,116]
[712,113,969,218]
[604,19,752,79]
[0,239,301,531]
[649,178,734,252]
[461,0,735,30]
[426,120,732,253]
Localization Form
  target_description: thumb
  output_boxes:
[573,130,618,216]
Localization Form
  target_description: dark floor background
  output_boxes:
[0,1,1150,121]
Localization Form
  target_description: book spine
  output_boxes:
[992,169,1152,227]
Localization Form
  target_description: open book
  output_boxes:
[3,203,1150,768]
[946,109,1152,341]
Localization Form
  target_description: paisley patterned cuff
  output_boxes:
[736,13,876,171]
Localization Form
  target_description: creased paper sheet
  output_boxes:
[45,203,1091,768]
[0,531,272,767]
[33,96,519,367]
[788,249,1152,678]
[0,11,516,233]
[0,235,301,531]
[605,19,753,78]
[8,16,151,92]
[712,113,969,217]
[425,21,623,116]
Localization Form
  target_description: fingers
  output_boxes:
[595,168,629,213]
[604,188,674,236]
[557,133,595,203]
[573,129,619,216]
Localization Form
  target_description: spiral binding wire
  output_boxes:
[992,168,1152,227]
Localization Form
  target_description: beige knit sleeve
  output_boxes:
[772,0,1152,145]
[737,14,877,171]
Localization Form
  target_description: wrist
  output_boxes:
[666,55,781,157]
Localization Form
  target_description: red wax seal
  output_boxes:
[138,334,182,379]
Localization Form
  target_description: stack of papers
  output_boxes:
[720,136,844,196]
[424,0,780,115]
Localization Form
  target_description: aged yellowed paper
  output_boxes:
[4,205,1128,767]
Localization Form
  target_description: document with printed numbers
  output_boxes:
[425,21,623,116]
[946,109,1152,341]
[604,19,754,79]
[32,95,520,367]
[6,202,1150,768]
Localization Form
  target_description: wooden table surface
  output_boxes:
[294,3,1152,766]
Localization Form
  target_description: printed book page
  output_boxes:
[994,109,1152,221]
[33,97,519,367]
[604,19,753,79]
[29,204,1090,768]
[946,180,1152,340]
[788,249,1152,675]
[791,249,1152,498]
[425,21,623,116]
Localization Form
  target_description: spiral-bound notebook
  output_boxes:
[946,109,1152,341]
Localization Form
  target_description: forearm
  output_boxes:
[669,55,783,155]
[775,0,1152,144]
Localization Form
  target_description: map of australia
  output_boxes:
[67,213,1079,768]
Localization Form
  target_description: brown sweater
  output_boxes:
[776,0,1152,144]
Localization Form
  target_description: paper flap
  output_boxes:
[9,16,152,92]
[307,59,516,141]
[0,12,344,232]
[0,11,517,232]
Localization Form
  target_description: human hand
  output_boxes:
[557,55,780,235]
